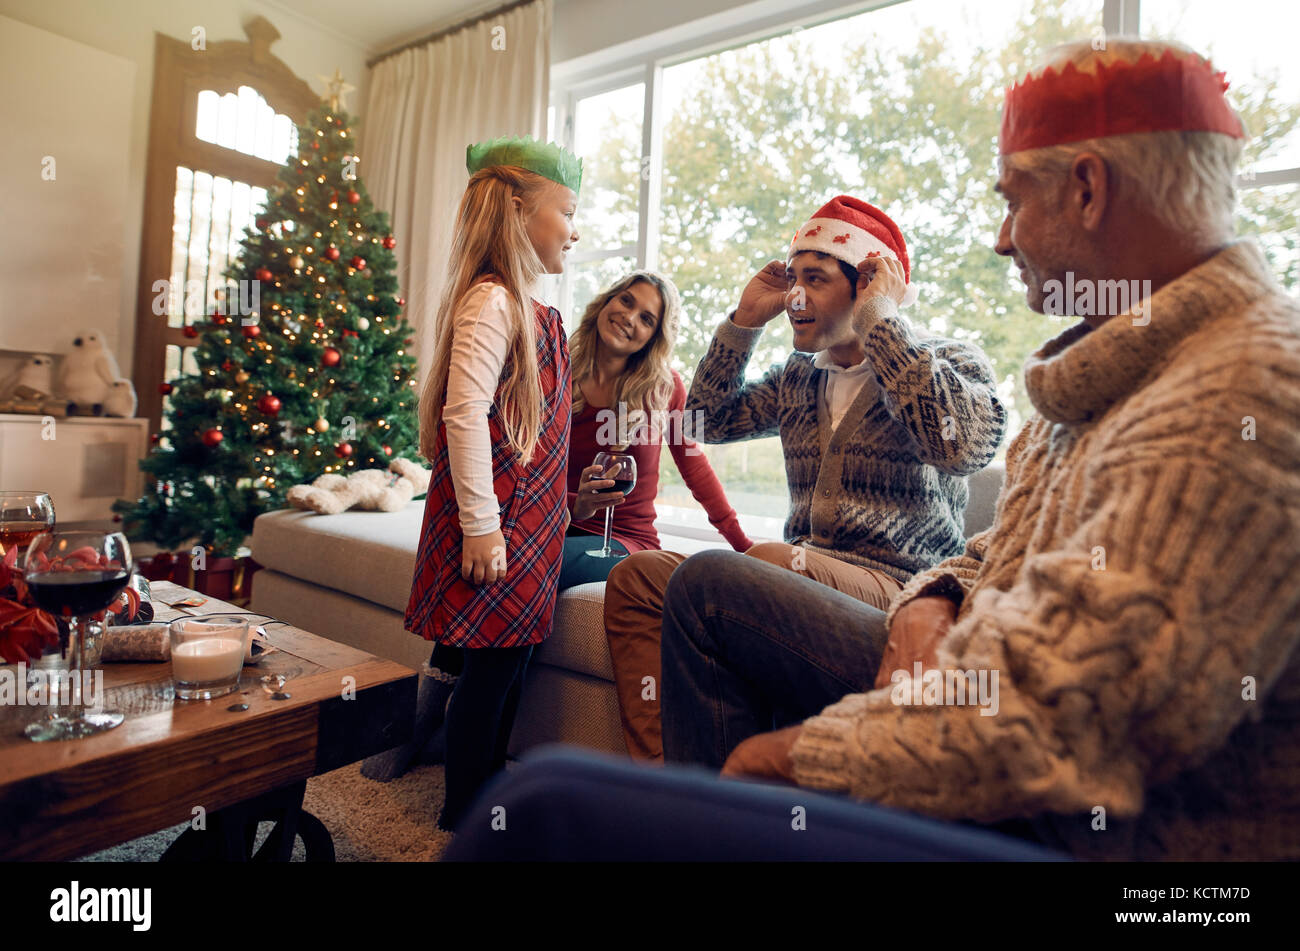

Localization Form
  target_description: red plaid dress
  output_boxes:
[405,296,571,649]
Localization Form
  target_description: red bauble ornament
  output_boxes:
[212,314,227,325]
[221,360,233,372]
[315,318,326,328]
[182,326,199,339]
[243,325,261,339]
[341,329,358,338]
[158,382,174,395]
[257,394,282,415]
[347,190,360,204]
[255,216,268,230]
[397,297,406,307]
[150,432,161,445]
[324,247,340,261]
[335,442,353,458]
[350,256,366,269]
[202,428,224,447]
[310,140,320,150]
[255,267,273,282]
[321,347,342,367]
[382,444,392,456]
[382,235,396,249]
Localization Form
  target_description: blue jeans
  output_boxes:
[661,549,890,768]
[557,530,628,590]
[441,747,1068,861]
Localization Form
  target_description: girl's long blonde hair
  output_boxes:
[419,166,557,464]
[569,270,681,423]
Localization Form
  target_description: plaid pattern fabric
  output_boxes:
[405,298,572,648]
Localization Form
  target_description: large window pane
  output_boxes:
[567,255,637,331]
[1143,0,1300,173]
[655,0,1099,520]
[574,84,643,249]
[1239,183,1299,290]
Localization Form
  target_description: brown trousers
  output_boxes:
[602,542,904,762]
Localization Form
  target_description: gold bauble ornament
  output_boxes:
[315,417,330,432]
[290,255,305,269]
[235,371,250,383]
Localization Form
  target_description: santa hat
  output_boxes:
[787,196,918,307]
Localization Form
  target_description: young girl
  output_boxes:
[367,136,581,832]
[564,271,753,587]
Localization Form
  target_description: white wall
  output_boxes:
[0,0,371,387]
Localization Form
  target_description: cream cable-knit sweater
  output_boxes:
[790,241,1300,860]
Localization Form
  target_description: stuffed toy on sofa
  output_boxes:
[286,457,431,515]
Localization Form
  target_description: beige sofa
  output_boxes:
[250,463,1004,757]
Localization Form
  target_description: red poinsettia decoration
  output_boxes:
[0,546,139,664]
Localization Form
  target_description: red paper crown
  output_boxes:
[1000,49,1244,155]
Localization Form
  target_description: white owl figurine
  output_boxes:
[1,353,56,399]
[58,329,125,415]
[103,379,138,417]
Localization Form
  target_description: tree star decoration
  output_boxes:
[318,68,355,112]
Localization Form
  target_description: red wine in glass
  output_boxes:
[22,530,132,741]
[585,452,637,559]
[26,569,131,617]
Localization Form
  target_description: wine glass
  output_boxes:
[584,451,637,560]
[22,529,133,741]
[0,491,55,559]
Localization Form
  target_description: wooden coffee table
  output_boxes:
[0,581,416,861]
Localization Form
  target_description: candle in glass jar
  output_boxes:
[171,637,244,683]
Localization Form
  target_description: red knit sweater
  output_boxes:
[566,369,752,553]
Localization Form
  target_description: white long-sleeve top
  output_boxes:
[441,281,514,536]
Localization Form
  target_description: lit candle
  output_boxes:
[172,638,244,683]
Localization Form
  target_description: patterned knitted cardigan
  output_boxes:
[685,298,1007,582]
[791,241,1300,861]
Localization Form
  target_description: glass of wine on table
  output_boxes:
[22,530,133,741]
[584,449,637,560]
[0,491,55,558]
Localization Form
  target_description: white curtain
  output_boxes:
[360,0,552,380]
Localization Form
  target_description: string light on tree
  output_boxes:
[113,92,419,556]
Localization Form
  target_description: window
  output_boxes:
[133,17,319,431]
[554,0,1299,534]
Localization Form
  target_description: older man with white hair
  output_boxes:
[443,38,1300,861]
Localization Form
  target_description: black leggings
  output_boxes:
[438,643,534,829]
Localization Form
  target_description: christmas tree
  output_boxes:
[115,93,420,557]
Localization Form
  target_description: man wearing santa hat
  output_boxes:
[446,37,1300,861]
[600,193,1007,762]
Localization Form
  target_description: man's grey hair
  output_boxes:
[1000,38,1245,240]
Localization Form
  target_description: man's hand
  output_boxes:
[733,260,791,328]
[855,253,907,305]
[721,724,803,784]
[462,529,507,585]
[873,595,959,689]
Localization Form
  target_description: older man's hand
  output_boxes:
[873,595,959,690]
[720,725,804,784]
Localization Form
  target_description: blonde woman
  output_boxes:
[563,271,753,589]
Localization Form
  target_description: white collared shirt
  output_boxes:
[813,350,877,432]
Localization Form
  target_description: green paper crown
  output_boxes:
[466,135,583,196]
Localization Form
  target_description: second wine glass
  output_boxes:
[584,450,637,560]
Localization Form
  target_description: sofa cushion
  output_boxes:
[251,503,423,613]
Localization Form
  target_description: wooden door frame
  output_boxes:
[133,16,320,432]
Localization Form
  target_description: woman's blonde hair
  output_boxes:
[569,271,680,429]
[419,166,559,463]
